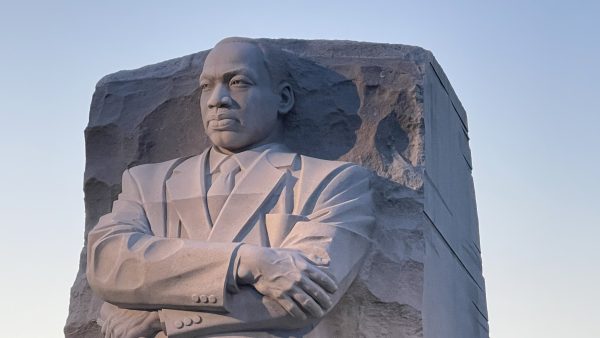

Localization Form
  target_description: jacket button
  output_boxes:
[175,320,184,329]
[192,315,202,324]
[208,295,217,303]
[184,317,193,326]
[192,294,201,303]
[200,295,208,303]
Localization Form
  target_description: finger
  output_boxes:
[108,323,115,338]
[109,320,121,338]
[291,286,324,318]
[277,295,307,320]
[305,265,338,293]
[102,316,111,338]
[300,276,333,310]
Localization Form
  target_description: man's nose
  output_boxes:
[207,84,232,109]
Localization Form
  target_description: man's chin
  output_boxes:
[209,135,251,153]
[208,130,279,153]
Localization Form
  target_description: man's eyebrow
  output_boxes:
[200,68,257,81]
[224,68,255,77]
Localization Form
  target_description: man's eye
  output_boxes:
[200,83,210,91]
[230,78,250,87]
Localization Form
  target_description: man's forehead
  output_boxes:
[200,42,267,78]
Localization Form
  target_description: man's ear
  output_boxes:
[277,82,295,115]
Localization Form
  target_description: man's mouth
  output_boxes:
[208,115,239,130]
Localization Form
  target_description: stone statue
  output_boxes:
[86,37,375,337]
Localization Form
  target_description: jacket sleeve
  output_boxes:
[87,168,241,312]
[158,164,375,337]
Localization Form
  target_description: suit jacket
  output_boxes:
[87,145,374,337]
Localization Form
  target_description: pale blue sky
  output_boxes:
[0,1,598,337]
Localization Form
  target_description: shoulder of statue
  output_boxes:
[127,154,201,183]
[297,155,371,181]
[298,155,363,170]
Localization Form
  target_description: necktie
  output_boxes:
[207,157,241,223]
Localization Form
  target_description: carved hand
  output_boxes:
[236,245,338,320]
[100,307,162,338]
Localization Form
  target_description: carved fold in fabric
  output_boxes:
[264,213,309,248]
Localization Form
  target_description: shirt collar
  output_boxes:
[208,147,230,174]
[209,143,289,174]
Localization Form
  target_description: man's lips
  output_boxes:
[207,113,240,130]
[207,109,237,120]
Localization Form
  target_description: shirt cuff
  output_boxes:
[226,244,244,293]
[158,309,167,332]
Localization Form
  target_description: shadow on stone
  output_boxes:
[282,53,361,159]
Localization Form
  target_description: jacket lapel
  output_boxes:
[165,149,213,239]
[208,149,290,243]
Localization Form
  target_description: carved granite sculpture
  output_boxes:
[87,38,374,337]
[67,38,488,338]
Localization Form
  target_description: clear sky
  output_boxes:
[0,1,598,337]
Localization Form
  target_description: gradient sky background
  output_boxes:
[1,1,598,337]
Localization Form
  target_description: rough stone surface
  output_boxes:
[66,39,488,338]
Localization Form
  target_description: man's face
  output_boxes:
[199,42,281,152]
